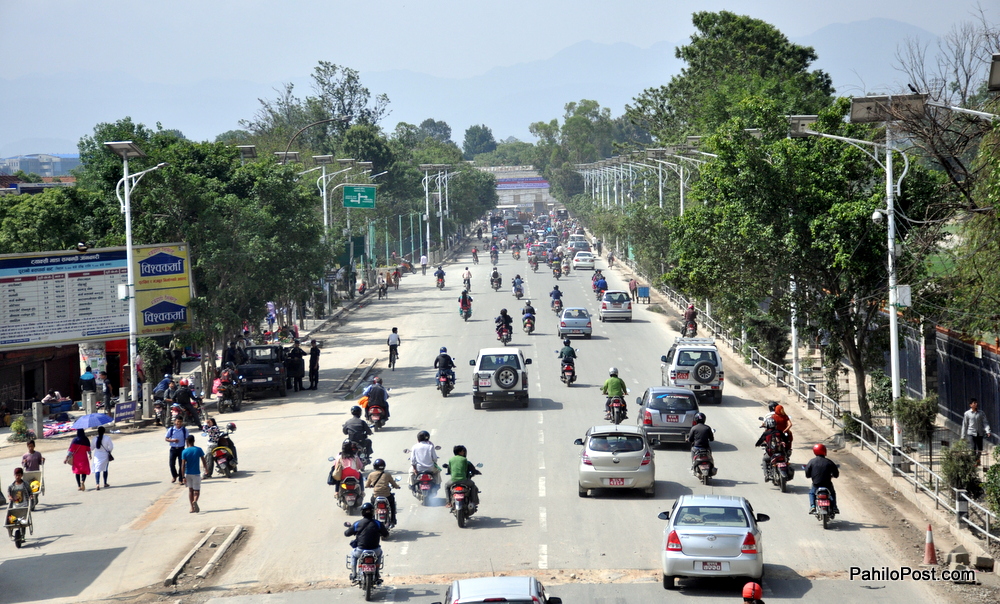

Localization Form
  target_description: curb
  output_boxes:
[197,524,244,579]
[164,526,217,586]
[343,359,379,400]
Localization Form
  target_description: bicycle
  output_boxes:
[388,345,398,370]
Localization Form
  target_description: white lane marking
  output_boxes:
[539,507,548,532]
[632,378,640,385]
[538,476,546,497]
[538,451,546,470]
[538,412,544,425]
[538,429,544,445]
[430,428,437,437]
[539,544,549,569]
[399,543,409,556]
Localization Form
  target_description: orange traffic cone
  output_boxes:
[923,524,938,565]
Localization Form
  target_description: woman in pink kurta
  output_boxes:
[67,429,92,491]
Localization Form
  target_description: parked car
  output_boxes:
[636,387,700,445]
[575,424,655,497]
[660,337,724,404]
[557,307,592,338]
[469,348,532,409]
[236,345,288,396]
[572,251,595,270]
[433,576,562,604]
[569,240,592,253]
[658,495,769,589]
[599,290,632,321]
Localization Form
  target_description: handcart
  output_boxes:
[5,503,32,548]
[22,466,43,511]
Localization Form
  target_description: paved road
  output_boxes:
[0,250,954,603]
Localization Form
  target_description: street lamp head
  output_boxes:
[787,115,819,138]
[312,155,334,165]
[989,53,1000,92]
[872,209,884,224]
[275,151,300,164]
[356,161,373,169]
[236,145,257,160]
[104,141,146,159]
[76,242,89,253]
[337,158,356,167]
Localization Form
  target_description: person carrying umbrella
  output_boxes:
[66,429,92,491]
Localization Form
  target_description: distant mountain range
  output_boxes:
[0,18,939,158]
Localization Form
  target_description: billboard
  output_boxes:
[0,243,193,350]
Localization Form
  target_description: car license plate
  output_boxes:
[665,415,679,423]
[612,303,621,308]
[818,499,830,507]
[677,372,689,380]
[701,562,722,571]
[572,329,581,333]
[607,478,625,486]
[478,378,491,387]
[253,378,267,383]
[360,564,376,572]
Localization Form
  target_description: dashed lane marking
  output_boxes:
[538,429,544,445]
[539,507,548,532]
[538,451,545,470]
[538,476,546,498]
[539,544,549,569]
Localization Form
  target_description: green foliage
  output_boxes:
[840,411,863,441]
[138,337,169,378]
[463,124,497,159]
[474,140,537,166]
[6,416,33,443]
[893,395,938,443]
[868,369,894,418]
[0,187,93,254]
[12,170,43,182]
[941,440,981,496]
[984,446,1000,516]
[419,119,452,144]
[744,312,790,363]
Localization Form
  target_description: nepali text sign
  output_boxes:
[342,185,376,209]
[113,400,137,422]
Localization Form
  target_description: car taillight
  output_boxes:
[643,410,653,426]
[741,532,757,554]
[666,530,682,551]
[601,302,607,309]
[582,453,592,466]
[560,321,566,327]
[586,321,592,328]
[641,450,652,466]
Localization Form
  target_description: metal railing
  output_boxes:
[619,253,999,546]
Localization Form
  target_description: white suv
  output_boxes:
[659,337,724,404]
[470,348,532,409]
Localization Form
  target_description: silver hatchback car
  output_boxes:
[599,290,632,321]
[636,387,700,445]
[434,576,563,603]
[658,495,769,589]
[558,307,592,338]
[575,424,655,497]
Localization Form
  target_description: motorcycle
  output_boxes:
[762,442,794,493]
[463,277,471,291]
[608,396,626,424]
[170,400,203,427]
[443,462,484,529]
[491,254,499,266]
[329,460,364,514]
[367,404,387,431]
[343,530,384,601]
[595,287,606,301]
[204,426,238,478]
[523,314,535,334]
[472,252,479,265]
[691,447,717,485]
[436,276,445,289]
[459,304,472,321]
[513,285,524,299]
[216,378,243,413]
[530,259,539,272]
[562,262,569,275]
[557,353,576,386]
[498,325,512,346]
[813,487,836,529]
[491,277,501,291]
[512,250,521,260]
[684,321,698,337]
[404,447,441,505]
[437,372,455,397]
[153,400,165,426]
[553,266,561,280]
[552,299,563,314]
[372,495,392,527]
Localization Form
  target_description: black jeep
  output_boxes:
[237,345,288,397]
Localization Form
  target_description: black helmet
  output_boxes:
[373,458,386,470]
[695,412,706,424]
[351,406,362,417]
[360,502,374,518]
[342,439,355,455]
[417,430,430,442]
[225,361,235,369]
[500,308,508,315]
[553,285,560,290]
[563,338,571,347]
[453,444,467,456]
[226,422,236,432]
[768,401,778,412]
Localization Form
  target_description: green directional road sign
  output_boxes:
[342,185,376,209]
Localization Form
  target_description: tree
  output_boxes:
[626,11,834,143]
[474,140,538,166]
[11,170,43,182]
[419,119,452,144]
[0,187,92,254]
[463,124,497,159]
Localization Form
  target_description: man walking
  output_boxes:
[79,365,97,395]
[181,434,206,513]
[420,253,428,276]
[169,334,183,374]
[98,371,113,411]
[165,417,189,484]
[308,340,321,390]
[287,340,306,392]
[628,278,639,302]
[961,398,992,465]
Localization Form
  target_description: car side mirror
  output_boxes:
[635,397,642,405]
[434,445,442,450]
[469,360,476,366]
[525,359,532,365]
[756,513,770,523]
[328,457,335,462]
[660,355,667,363]
[475,463,483,468]
[758,417,764,421]
[657,511,670,520]
[442,463,449,470]
[573,438,583,446]
[344,522,351,527]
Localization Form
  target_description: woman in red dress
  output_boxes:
[67,429,93,491]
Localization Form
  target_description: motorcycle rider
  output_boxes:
[444,445,481,508]
[408,430,440,491]
[434,347,456,385]
[343,406,374,458]
[363,377,389,422]
[594,273,609,295]
[434,265,446,285]
[471,247,479,264]
[805,443,840,514]
[600,367,629,420]
[153,374,173,398]
[742,582,766,604]
[494,308,513,340]
[461,267,473,290]
[558,338,577,380]
[549,285,563,309]
[365,458,400,527]
[754,417,786,466]
[512,274,524,296]
[686,412,714,474]
[522,300,536,329]
[173,379,199,425]
[345,502,389,582]
[458,290,474,315]
[683,303,698,335]
[490,267,502,290]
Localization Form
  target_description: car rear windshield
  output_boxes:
[649,393,696,412]
[588,434,645,453]
[675,505,749,527]
[479,355,522,371]
[675,350,718,366]
[246,348,278,362]
[604,292,629,303]
[576,252,592,258]
[562,309,590,319]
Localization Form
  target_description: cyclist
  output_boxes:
[386,328,401,369]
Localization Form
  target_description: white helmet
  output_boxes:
[609,367,619,376]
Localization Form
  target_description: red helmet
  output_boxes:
[742,582,763,599]
[813,443,827,456]
[178,378,190,387]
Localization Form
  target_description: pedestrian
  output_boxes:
[66,428,92,491]
[308,340,321,390]
[960,398,992,465]
[169,334,183,374]
[420,254,428,276]
[287,340,306,392]
[392,267,401,290]
[628,278,639,302]
[7,468,33,508]
[91,426,114,489]
[22,440,44,471]
[98,370,113,411]
[79,365,97,394]
[181,434,206,513]
[165,417,189,484]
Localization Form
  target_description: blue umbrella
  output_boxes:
[72,413,113,429]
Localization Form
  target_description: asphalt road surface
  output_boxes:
[0,250,955,604]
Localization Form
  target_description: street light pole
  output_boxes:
[885,124,903,448]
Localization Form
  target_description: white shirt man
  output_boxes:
[419,255,428,267]
[408,439,440,487]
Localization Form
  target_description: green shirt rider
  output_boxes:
[444,445,481,508]
[558,339,577,374]
[601,367,629,420]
